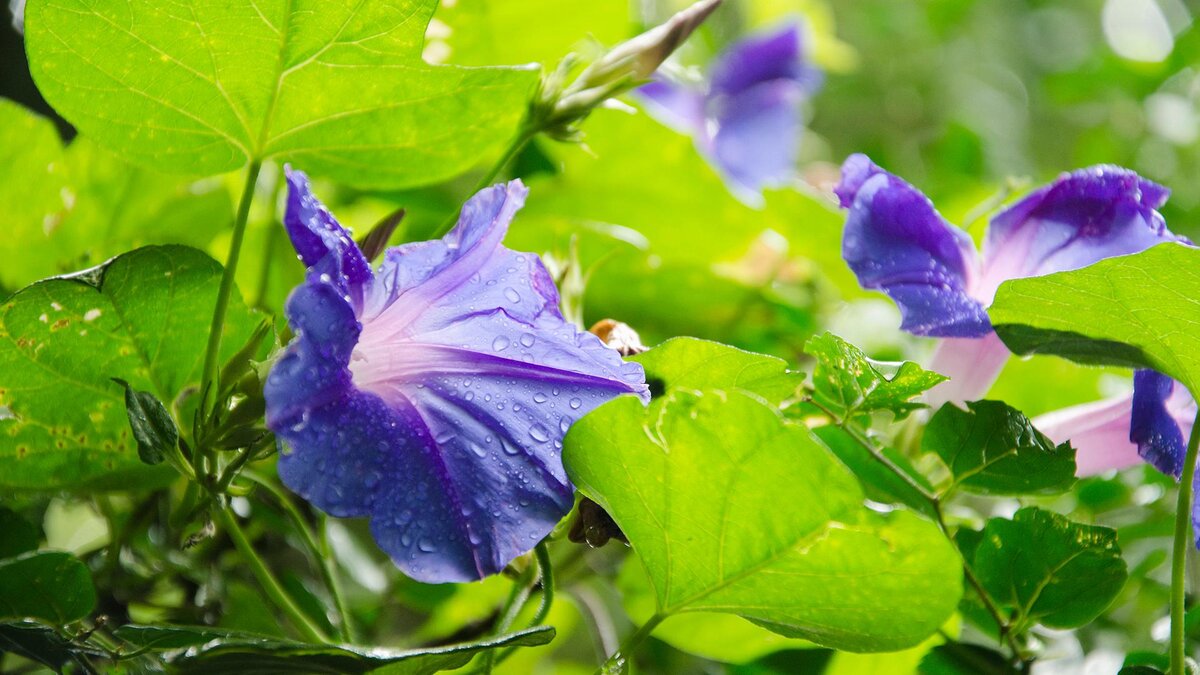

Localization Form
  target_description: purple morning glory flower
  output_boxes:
[637,21,821,203]
[836,154,1185,411]
[264,168,649,583]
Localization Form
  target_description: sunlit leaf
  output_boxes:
[974,507,1127,630]
[632,337,803,404]
[923,400,1076,496]
[564,389,962,652]
[806,332,946,421]
[26,0,537,187]
[991,243,1200,394]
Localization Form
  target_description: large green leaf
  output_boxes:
[564,389,962,652]
[0,245,258,489]
[112,623,555,674]
[974,507,1127,630]
[0,552,96,624]
[0,622,104,672]
[990,243,1200,392]
[922,400,1076,496]
[26,0,537,187]
[0,508,40,559]
[632,337,803,405]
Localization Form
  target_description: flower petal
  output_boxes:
[284,167,372,300]
[708,22,817,98]
[709,79,803,199]
[837,154,990,337]
[1131,369,1196,478]
[977,166,1182,301]
[924,333,1011,410]
[268,179,648,583]
[1033,394,1142,476]
[637,79,706,136]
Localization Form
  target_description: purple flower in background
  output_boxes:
[637,21,820,202]
[836,154,1184,412]
[264,169,648,583]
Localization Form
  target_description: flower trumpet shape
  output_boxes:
[638,21,820,202]
[835,154,1193,477]
[835,153,1185,410]
[265,169,649,583]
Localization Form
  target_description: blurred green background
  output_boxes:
[2,0,1198,672]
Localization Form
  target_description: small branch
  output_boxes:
[1170,409,1200,674]
[807,398,1030,666]
[216,505,329,644]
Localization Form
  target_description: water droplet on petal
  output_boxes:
[529,424,550,443]
[492,335,510,351]
[418,538,437,553]
[533,393,548,403]
[569,397,582,409]
[519,333,535,347]
[504,287,521,303]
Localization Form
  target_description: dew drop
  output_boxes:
[533,393,548,403]
[465,391,475,401]
[503,287,521,303]
[529,424,550,443]
[401,534,412,546]
[519,333,535,347]
[470,443,488,458]
[418,538,437,553]
[492,335,510,351]
[569,397,582,409]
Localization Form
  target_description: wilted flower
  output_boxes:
[638,21,821,202]
[835,154,1185,411]
[264,169,648,583]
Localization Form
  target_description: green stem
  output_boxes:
[480,542,557,672]
[242,470,356,643]
[481,562,536,674]
[1170,409,1200,675]
[808,397,1029,667]
[253,170,285,309]
[216,504,329,644]
[601,613,664,674]
[319,514,360,643]
[199,161,263,476]
[430,127,537,240]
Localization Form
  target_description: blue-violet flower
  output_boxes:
[637,21,820,203]
[264,169,649,583]
[835,153,1188,475]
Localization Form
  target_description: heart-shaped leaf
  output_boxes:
[564,389,962,652]
[26,0,537,187]
[632,337,803,404]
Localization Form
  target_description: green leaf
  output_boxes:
[922,400,1076,496]
[26,0,537,187]
[0,245,258,489]
[990,243,1200,392]
[564,389,962,652]
[811,426,935,517]
[0,508,40,559]
[113,623,555,674]
[0,621,103,672]
[918,643,1015,675]
[974,507,1127,630]
[111,378,178,465]
[616,560,814,664]
[0,552,96,624]
[805,332,947,421]
[632,337,803,404]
